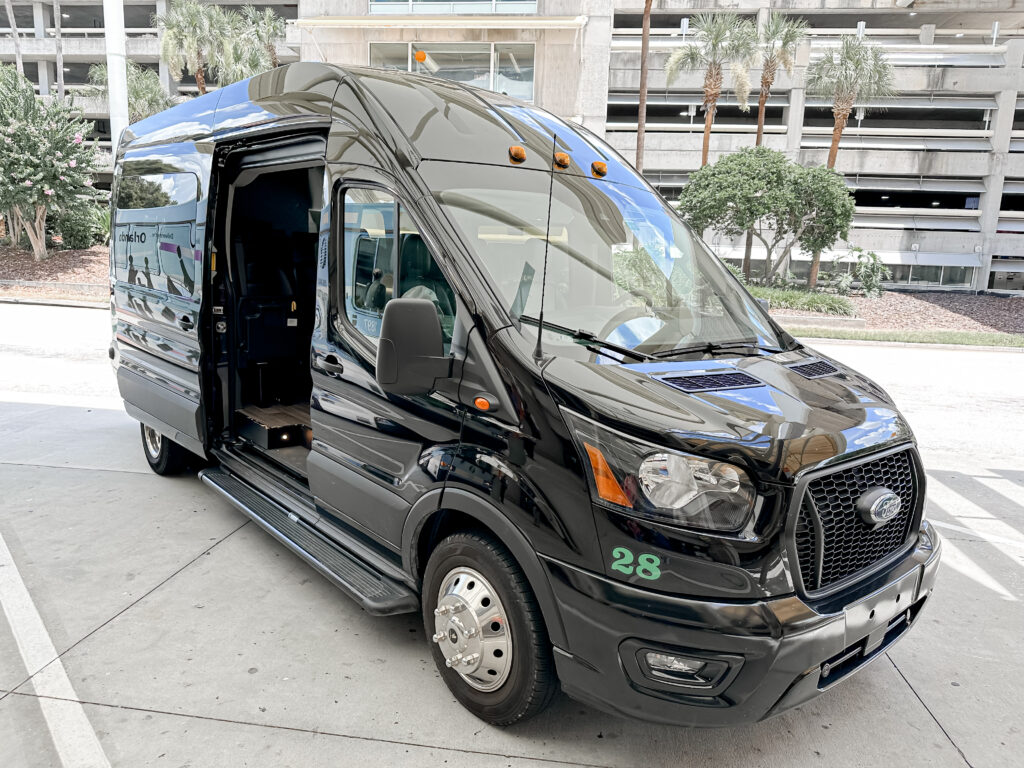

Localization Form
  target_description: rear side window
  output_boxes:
[113,172,199,298]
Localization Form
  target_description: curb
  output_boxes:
[0,296,107,310]
[798,336,1024,354]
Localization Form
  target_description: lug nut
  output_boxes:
[462,653,480,666]
[451,603,467,613]
[434,605,451,616]
[445,653,464,668]
[464,627,478,638]
[432,632,445,643]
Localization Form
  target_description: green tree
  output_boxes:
[88,61,173,123]
[155,0,228,95]
[805,35,895,169]
[665,12,757,167]
[242,5,286,69]
[677,146,853,283]
[214,10,273,86]
[0,65,98,260]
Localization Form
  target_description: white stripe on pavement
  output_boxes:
[0,531,111,768]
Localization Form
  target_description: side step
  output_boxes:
[199,467,419,616]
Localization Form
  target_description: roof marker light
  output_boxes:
[508,145,527,164]
[591,161,607,178]
[553,151,571,169]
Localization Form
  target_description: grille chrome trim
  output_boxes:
[786,444,925,599]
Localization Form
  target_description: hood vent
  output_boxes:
[788,359,839,379]
[661,371,762,393]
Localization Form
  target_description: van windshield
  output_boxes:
[426,162,784,358]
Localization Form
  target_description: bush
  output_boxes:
[830,246,892,298]
[50,202,99,249]
[746,285,855,316]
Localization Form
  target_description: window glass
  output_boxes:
[494,44,534,101]
[888,265,912,283]
[910,265,942,285]
[369,42,408,70]
[117,173,198,210]
[414,43,491,90]
[941,266,974,286]
[341,189,455,344]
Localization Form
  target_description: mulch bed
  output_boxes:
[0,243,109,285]
[773,291,1023,335]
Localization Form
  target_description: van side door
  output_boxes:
[112,146,210,456]
[307,176,462,554]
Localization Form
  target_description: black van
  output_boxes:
[110,63,941,727]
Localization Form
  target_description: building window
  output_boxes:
[940,266,974,287]
[368,42,535,101]
[370,1,538,15]
[910,265,942,286]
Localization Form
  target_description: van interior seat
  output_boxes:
[399,233,455,318]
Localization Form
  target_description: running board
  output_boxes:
[200,467,419,616]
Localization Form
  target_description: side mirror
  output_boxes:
[756,297,770,311]
[376,298,451,395]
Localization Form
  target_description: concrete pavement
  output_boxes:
[1,304,1021,767]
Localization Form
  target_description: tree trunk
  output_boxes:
[634,0,653,172]
[267,43,279,69]
[755,59,776,147]
[8,206,24,245]
[808,251,823,289]
[742,228,754,281]
[53,0,65,99]
[4,0,24,75]
[194,66,206,95]
[701,64,723,167]
[827,102,852,169]
[19,205,48,261]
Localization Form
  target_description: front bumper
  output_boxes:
[544,521,941,727]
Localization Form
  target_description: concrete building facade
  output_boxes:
[3,1,1023,292]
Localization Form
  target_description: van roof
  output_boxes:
[120,62,642,186]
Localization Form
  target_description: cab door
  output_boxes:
[307,173,462,552]
[112,144,211,456]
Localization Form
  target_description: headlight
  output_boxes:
[563,409,755,532]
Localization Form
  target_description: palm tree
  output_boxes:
[634,0,653,172]
[3,0,23,76]
[213,10,273,86]
[242,6,286,69]
[88,61,173,123]
[806,35,895,169]
[665,12,758,167]
[754,12,806,146]
[155,0,228,95]
[53,0,65,99]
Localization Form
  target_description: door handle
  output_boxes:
[178,314,194,331]
[320,353,345,375]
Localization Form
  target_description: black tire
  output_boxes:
[422,531,557,726]
[140,423,190,475]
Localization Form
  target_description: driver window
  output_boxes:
[340,188,455,344]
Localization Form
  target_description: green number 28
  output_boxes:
[610,547,662,580]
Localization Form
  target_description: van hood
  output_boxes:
[542,349,914,485]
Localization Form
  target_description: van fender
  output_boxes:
[402,487,567,648]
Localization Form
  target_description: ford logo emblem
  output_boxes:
[857,487,902,527]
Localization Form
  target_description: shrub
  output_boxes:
[50,201,99,249]
[746,285,855,316]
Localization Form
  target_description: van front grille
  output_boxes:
[661,372,761,393]
[794,449,918,593]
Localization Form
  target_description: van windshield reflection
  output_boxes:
[430,164,783,357]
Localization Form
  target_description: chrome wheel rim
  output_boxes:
[433,566,512,692]
[143,426,163,460]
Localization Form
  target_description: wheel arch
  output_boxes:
[403,487,567,648]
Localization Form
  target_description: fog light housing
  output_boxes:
[642,651,729,689]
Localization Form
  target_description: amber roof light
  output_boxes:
[508,145,527,164]
[591,161,607,178]
[553,151,571,169]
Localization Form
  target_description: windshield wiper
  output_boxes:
[650,340,788,359]
[518,315,652,362]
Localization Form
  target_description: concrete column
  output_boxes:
[32,2,52,95]
[784,41,811,157]
[756,6,769,31]
[576,0,612,134]
[103,0,130,147]
[154,0,175,96]
[919,24,936,45]
[976,40,1021,291]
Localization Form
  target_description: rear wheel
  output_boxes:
[141,423,190,475]
[422,531,557,726]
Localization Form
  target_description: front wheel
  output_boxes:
[422,532,557,726]
[140,423,190,475]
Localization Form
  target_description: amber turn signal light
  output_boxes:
[591,161,607,178]
[508,145,527,164]
[414,50,427,63]
[583,442,632,508]
[473,396,492,411]
[553,151,571,169]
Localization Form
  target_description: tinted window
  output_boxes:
[117,173,198,210]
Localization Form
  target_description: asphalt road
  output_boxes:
[1,303,1022,768]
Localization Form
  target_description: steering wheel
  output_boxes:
[593,304,660,343]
